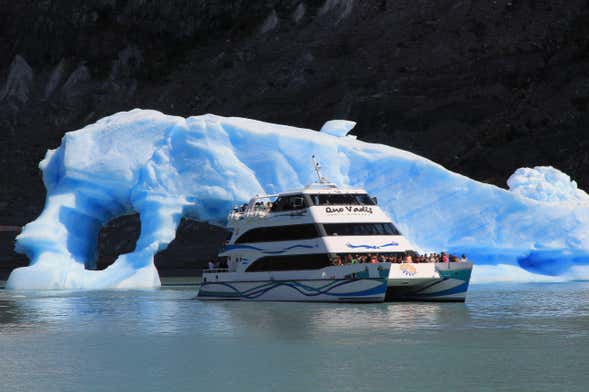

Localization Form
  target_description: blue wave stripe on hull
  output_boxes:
[414,281,470,297]
[346,242,399,250]
[198,291,240,298]
[200,279,387,299]
[223,244,317,254]
[203,279,347,298]
[239,279,344,296]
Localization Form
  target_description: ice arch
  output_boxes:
[7,109,589,289]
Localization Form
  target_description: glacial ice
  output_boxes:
[507,166,589,203]
[6,109,589,289]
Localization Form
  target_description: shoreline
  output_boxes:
[0,277,202,290]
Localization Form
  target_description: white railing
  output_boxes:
[228,208,271,221]
[203,268,229,273]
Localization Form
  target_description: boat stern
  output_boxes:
[385,262,473,302]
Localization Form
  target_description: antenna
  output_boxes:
[312,155,328,183]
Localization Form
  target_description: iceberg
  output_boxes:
[6,109,589,289]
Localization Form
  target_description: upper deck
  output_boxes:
[227,182,389,229]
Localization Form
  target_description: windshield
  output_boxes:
[309,194,375,206]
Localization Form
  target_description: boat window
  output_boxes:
[245,254,332,272]
[322,222,401,236]
[309,194,375,206]
[235,224,319,243]
[270,195,307,212]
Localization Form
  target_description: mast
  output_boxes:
[312,155,328,183]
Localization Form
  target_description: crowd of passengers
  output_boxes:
[331,252,467,265]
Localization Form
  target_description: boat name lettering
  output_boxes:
[325,206,373,214]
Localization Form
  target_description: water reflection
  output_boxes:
[203,300,473,341]
[0,290,190,336]
[0,293,30,332]
[1,285,588,392]
[1,283,588,339]
[0,289,473,339]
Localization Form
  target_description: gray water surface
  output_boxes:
[1,283,588,392]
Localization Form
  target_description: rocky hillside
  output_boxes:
[1,0,589,229]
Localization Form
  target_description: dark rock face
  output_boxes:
[1,0,589,272]
[96,214,228,274]
[0,229,27,280]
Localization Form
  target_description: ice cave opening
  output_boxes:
[153,218,229,278]
[96,214,141,271]
[95,213,229,276]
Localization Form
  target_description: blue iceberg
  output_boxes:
[7,109,589,289]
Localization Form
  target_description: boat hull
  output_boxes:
[385,262,473,302]
[198,277,388,302]
[198,278,387,302]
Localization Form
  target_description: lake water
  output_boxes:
[1,283,588,392]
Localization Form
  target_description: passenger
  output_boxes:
[404,254,413,263]
[336,256,343,266]
[346,254,353,264]
[370,255,378,264]
[208,260,215,270]
[441,252,449,263]
[461,254,467,262]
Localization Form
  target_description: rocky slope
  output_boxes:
[1,0,589,272]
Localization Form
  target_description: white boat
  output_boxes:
[198,158,473,303]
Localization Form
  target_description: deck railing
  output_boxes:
[203,268,229,273]
[228,208,271,221]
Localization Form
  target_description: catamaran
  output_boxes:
[198,158,473,302]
